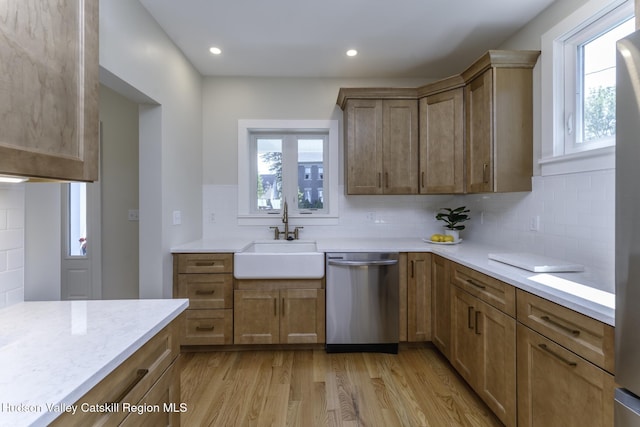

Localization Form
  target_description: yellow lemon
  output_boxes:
[443,235,455,243]
[430,234,442,242]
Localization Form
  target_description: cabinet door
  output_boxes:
[450,286,480,385]
[475,298,516,427]
[431,255,451,358]
[120,363,181,427]
[407,253,432,342]
[419,88,465,194]
[517,324,614,427]
[345,99,383,194]
[382,99,419,194]
[234,290,279,344]
[465,69,494,193]
[280,289,325,344]
[0,0,99,181]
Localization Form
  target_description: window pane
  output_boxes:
[257,138,282,210]
[297,139,324,209]
[69,182,87,256]
[580,17,635,143]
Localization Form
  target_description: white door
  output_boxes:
[61,182,102,300]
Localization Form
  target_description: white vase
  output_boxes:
[444,229,460,242]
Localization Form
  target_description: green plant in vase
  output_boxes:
[434,206,470,242]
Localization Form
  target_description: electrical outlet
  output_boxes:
[128,209,139,221]
[209,212,216,223]
[529,215,540,231]
[172,210,182,226]
[366,212,376,222]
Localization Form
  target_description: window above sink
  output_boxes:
[237,119,340,225]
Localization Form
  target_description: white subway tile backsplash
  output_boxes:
[203,170,614,288]
[0,184,25,308]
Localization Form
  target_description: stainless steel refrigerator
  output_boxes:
[615,28,640,426]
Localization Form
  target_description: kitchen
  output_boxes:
[0,0,637,425]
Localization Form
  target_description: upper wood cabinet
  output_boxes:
[0,0,99,181]
[463,51,539,193]
[338,89,419,195]
[418,85,465,194]
[338,50,539,195]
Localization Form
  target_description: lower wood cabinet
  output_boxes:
[431,255,451,358]
[517,324,615,427]
[51,320,181,427]
[173,253,234,346]
[407,253,432,342]
[234,288,325,345]
[451,285,516,427]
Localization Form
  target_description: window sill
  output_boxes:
[539,145,615,176]
[237,214,339,226]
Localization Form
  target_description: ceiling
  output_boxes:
[139,0,556,79]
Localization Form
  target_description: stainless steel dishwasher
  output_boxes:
[325,252,399,353]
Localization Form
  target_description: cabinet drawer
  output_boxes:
[51,321,178,427]
[177,253,233,274]
[182,309,233,346]
[517,290,614,373]
[450,262,515,316]
[177,274,233,309]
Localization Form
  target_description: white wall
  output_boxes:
[100,85,139,299]
[456,0,614,290]
[100,0,203,298]
[202,0,615,291]
[0,184,25,308]
[24,184,60,301]
[201,76,456,242]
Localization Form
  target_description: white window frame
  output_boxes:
[238,119,339,224]
[540,0,633,176]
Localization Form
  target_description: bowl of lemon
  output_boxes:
[423,233,462,245]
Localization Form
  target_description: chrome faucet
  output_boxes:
[282,199,289,238]
[269,199,303,240]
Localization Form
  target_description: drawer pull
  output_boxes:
[194,261,216,267]
[110,368,149,404]
[538,343,577,367]
[468,306,474,329]
[475,311,481,335]
[282,298,285,316]
[466,279,486,290]
[196,325,215,331]
[540,315,580,337]
[195,290,215,295]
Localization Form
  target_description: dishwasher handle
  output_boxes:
[328,259,398,267]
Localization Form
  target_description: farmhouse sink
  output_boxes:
[234,240,324,279]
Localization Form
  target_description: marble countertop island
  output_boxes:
[0,299,188,427]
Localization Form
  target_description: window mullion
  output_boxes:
[281,135,298,213]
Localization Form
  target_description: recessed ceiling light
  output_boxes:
[346,49,358,57]
[209,47,222,55]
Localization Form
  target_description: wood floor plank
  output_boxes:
[180,346,503,427]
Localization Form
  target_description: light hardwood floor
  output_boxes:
[179,345,502,427]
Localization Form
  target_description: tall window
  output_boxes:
[559,1,634,155]
[252,132,327,214]
[68,182,87,256]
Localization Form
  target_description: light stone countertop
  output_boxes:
[172,237,614,326]
[0,298,188,427]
